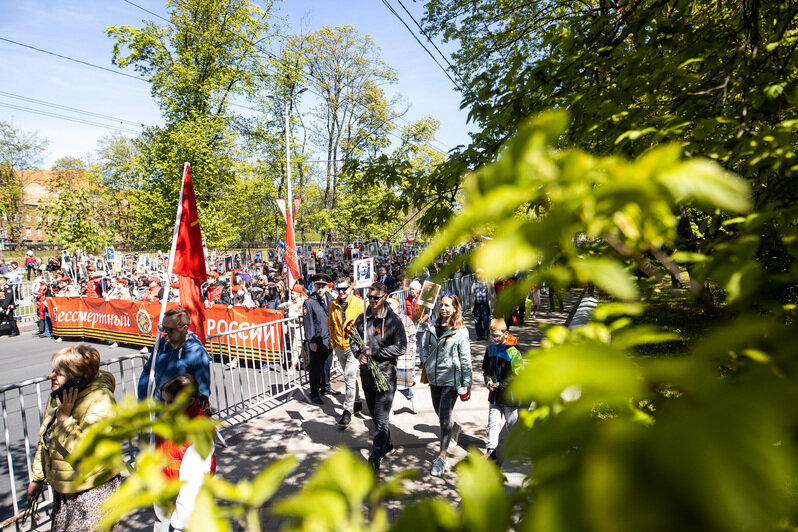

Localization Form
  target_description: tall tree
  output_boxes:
[305,25,399,242]
[39,157,105,252]
[421,0,798,300]
[94,133,138,244]
[107,0,276,247]
[0,122,47,247]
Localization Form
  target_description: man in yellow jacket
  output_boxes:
[328,275,365,426]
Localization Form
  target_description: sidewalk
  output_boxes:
[119,288,584,530]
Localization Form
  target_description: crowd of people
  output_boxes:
[18,239,552,531]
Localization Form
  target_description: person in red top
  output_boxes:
[155,374,216,532]
[142,277,161,303]
[85,270,105,298]
[24,250,37,281]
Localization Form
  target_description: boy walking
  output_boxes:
[481,319,523,462]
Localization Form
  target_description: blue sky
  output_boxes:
[0,0,471,168]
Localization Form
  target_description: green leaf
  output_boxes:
[512,341,644,405]
[611,325,679,350]
[573,257,638,301]
[456,452,513,532]
[248,455,298,506]
[189,486,230,532]
[671,251,708,263]
[658,159,752,213]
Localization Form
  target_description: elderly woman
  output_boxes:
[27,344,124,531]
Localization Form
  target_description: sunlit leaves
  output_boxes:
[274,448,411,532]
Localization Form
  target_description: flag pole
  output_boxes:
[147,162,189,399]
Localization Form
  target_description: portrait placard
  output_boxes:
[419,281,442,309]
[353,258,374,289]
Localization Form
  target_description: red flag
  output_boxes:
[277,198,300,288]
[172,163,207,344]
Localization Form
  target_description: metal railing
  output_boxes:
[206,315,314,422]
[389,273,477,318]
[0,353,146,529]
[9,281,37,323]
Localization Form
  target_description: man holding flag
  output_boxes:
[138,163,210,402]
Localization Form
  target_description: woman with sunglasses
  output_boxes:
[424,292,472,476]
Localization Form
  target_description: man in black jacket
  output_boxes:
[0,274,20,337]
[352,281,406,475]
[303,273,335,405]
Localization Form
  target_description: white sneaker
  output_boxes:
[430,455,448,476]
[109,342,118,349]
[140,346,149,353]
[449,422,461,449]
[410,396,419,414]
[54,337,63,343]
[226,357,239,369]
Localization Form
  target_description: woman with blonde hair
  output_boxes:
[28,344,124,531]
[423,292,472,476]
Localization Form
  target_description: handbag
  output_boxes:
[420,366,428,384]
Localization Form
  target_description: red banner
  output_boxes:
[47,297,286,362]
[276,198,300,289]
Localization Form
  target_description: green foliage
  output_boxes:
[0,121,47,245]
[412,110,798,531]
[105,0,277,248]
[416,112,750,301]
[38,157,108,252]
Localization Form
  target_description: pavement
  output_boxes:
[12,288,585,531]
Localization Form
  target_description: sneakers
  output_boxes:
[410,396,419,414]
[353,401,364,415]
[338,410,352,427]
[430,455,448,477]
[449,422,461,449]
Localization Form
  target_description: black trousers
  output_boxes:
[361,362,397,463]
[309,345,332,398]
[323,348,333,389]
[1,309,19,335]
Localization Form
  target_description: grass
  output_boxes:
[630,274,725,357]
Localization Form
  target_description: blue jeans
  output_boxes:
[473,302,490,339]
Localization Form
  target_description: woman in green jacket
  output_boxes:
[27,344,124,531]
[424,293,472,476]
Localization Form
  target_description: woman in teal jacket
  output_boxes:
[424,293,472,476]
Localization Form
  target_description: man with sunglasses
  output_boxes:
[137,307,210,402]
[351,282,406,475]
[328,276,365,426]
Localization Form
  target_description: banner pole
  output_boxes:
[146,162,188,399]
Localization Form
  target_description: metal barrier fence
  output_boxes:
[0,353,146,528]
[9,281,37,323]
[206,315,312,422]
[388,273,477,318]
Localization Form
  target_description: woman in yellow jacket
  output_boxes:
[27,344,124,531]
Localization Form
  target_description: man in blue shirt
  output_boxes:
[138,307,210,401]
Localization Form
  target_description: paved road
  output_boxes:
[0,331,144,387]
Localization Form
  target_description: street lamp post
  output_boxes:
[284,87,307,228]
